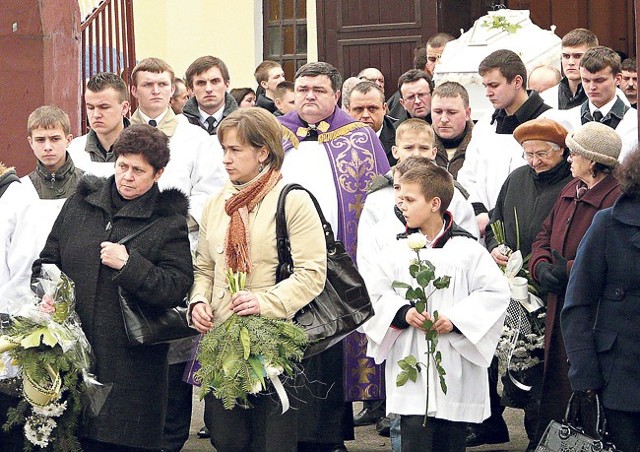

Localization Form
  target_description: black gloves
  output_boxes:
[537,250,569,294]
[537,262,564,294]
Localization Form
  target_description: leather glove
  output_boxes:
[536,261,564,294]
[550,250,568,284]
[572,390,600,437]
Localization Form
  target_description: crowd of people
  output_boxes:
[0,24,639,452]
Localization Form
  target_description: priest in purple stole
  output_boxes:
[279,62,390,451]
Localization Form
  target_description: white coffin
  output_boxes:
[434,9,561,121]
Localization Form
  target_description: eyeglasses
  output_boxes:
[561,52,585,60]
[427,54,442,63]
[523,150,553,161]
[403,91,431,103]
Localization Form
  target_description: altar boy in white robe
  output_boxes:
[361,164,509,451]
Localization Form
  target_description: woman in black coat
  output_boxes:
[34,125,193,451]
[561,146,640,452]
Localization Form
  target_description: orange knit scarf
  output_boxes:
[224,168,282,273]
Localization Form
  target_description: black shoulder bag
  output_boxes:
[275,184,373,358]
[117,219,198,347]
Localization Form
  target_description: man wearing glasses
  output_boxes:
[394,69,433,128]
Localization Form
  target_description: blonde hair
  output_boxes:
[395,118,435,145]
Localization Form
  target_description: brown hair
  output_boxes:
[87,72,129,102]
[131,58,175,86]
[580,46,621,75]
[27,106,71,136]
[479,49,527,86]
[561,28,599,48]
[230,88,256,106]
[217,108,285,171]
[621,58,637,72]
[254,60,282,84]
[427,33,454,49]
[432,81,470,107]
[185,56,231,88]
[274,81,295,100]
[400,161,454,213]
[113,124,170,172]
[397,69,433,96]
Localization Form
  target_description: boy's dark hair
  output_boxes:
[580,46,621,76]
[254,60,282,84]
[561,28,599,48]
[274,81,295,100]
[479,49,528,87]
[399,158,454,213]
[87,72,129,102]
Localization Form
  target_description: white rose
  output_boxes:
[407,233,427,250]
[265,364,284,378]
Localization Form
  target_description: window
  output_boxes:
[264,0,307,80]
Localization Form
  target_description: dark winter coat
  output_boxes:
[434,119,474,180]
[561,193,640,412]
[182,93,238,135]
[33,175,193,449]
[379,115,397,166]
[528,174,620,437]
[485,158,573,256]
[0,163,19,198]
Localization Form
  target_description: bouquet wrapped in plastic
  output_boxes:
[0,264,109,451]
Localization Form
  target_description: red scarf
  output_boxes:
[224,167,282,273]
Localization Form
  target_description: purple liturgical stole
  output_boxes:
[279,108,390,401]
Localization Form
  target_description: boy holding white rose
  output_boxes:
[360,163,509,451]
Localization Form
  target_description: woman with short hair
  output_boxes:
[34,124,194,451]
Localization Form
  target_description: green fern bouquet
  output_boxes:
[195,270,307,410]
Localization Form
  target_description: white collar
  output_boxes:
[199,105,224,126]
[589,95,618,117]
[139,108,168,125]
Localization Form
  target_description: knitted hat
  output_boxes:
[565,122,621,168]
[513,118,568,148]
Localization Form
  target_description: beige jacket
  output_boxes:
[190,179,327,325]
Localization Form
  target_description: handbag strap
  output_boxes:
[117,218,162,245]
[565,392,608,440]
[275,184,336,282]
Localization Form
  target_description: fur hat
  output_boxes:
[513,118,568,148]
[565,122,621,168]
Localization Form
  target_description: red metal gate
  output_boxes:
[80,0,136,133]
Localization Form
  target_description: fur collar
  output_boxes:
[77,174,189,217]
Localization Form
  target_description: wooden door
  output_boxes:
[317,0,438,98]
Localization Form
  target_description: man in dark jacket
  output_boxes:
[254,60,285,114]
[182,56,238,135]
[431,81,474,180]
[393,69,433,129]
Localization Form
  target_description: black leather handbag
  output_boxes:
[275,184,373,358]
[535,392,616,452]
[117,219,198,347]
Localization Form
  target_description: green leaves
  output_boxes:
[433,276,451,289]
[396,355,421,387]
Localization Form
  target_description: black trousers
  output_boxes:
[400,415,467,452]
[204,391,298,452]
[161,361,193,452]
